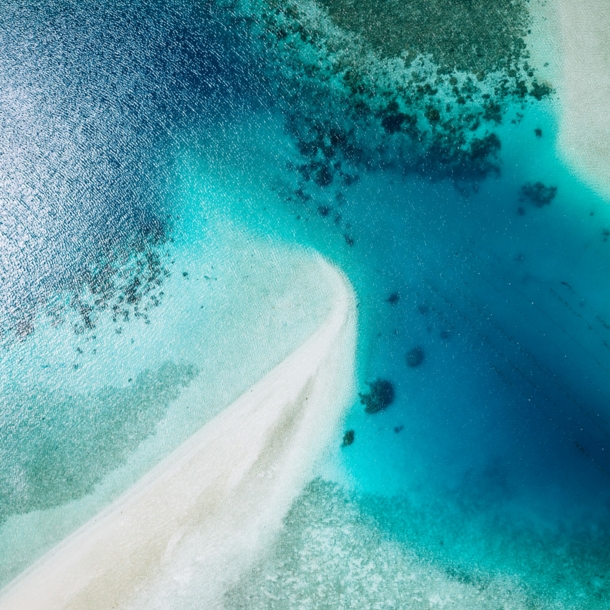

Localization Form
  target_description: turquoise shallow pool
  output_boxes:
[1,0,609,607]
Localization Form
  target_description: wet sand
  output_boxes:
[558,0,610,198]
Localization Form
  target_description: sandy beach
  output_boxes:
[0,257,357,610]
[557,0,610,198]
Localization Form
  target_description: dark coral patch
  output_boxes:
[360,379,395,414]
[386,292,400,305]
[315,166,334,187]
[406,346,425,367]
[342,429,355,446]
[519,182,557,207]
[382,113,408,134]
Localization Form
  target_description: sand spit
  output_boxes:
[558,0,610,198]
[0,257,357,610]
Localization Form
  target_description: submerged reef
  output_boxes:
[39,230,173,342]
[342,429,355,446]
[3,235,172,348]
[317,0,529,74]
[229,479,610,608]
[0,362,197,523]
[359,378,395,414]
[226,479,546,609]
[519,181,557,207]
[250,0,551,221]
[70,238,171,335]
[3,228,171,345]
[406,346,426,367]
[386,291,400,305]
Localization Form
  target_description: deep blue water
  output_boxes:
[1,0,609,606]
[0,0,268,333]
[333,106,610,600]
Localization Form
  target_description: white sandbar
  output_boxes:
[0,257,357,610]
[557,0,610,198]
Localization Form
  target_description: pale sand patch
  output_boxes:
[0,257,357,610]
[557,0,610,198]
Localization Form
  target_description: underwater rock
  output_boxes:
[483,101,503,124]
[406,346,425,367]
[342,430,355,446]
[386,292,400,305]
[519,181,557,207]
[359,379,395,414]
[468,133,502,165]
[315,166,333,187]
[381,113,408,134]
[425,107,441,123]
[530,80,553,101]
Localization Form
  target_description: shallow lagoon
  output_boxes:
[1,0,610,607]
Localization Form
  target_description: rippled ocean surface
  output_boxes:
[1,0,609,607]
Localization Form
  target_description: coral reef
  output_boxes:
[342,429,355,446]
[406,346,426,367]
[519,181,557,207]
[359,378,395,414]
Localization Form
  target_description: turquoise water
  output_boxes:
[328,107,610,605]
[1,0,610,607]
[216,103,610,606]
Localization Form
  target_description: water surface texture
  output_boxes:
[1,0,610,607]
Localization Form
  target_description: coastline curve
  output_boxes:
[0,256,357,610]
